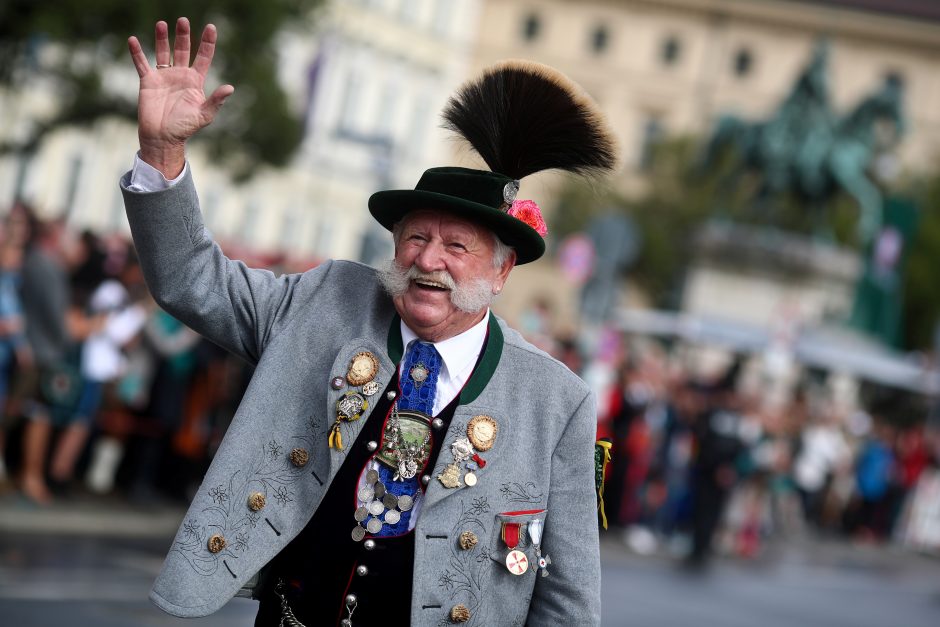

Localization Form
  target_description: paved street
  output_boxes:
[1,496,939,626]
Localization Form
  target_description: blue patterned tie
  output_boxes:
[372,340,441,536]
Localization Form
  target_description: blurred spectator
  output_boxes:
[792,395,852,530]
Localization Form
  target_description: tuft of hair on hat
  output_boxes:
[441,59,620,181]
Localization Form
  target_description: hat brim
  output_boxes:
[368,190,545,265]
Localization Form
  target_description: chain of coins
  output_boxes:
[350,468,416,541]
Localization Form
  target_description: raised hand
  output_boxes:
[127,18,234,179]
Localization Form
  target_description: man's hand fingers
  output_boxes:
[192,24,218,78]
[173,17,191,68]
[202,84,235,122]
[127,37,151,78]
[155,21,171,67]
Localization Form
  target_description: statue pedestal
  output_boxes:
[682,221,861,329]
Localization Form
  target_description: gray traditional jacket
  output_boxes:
[121,170,601,626]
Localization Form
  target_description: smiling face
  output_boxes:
[389,210,515,342]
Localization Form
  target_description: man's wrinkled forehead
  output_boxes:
[397,209,494,239]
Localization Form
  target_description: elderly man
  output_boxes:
[123,18,617,627]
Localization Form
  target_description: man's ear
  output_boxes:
[495,249,517,290]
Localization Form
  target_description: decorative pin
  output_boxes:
[410,363,429,386]
[331,376,346,390]
[501,521,529,574]
[438,437,475,489]
[506,549,529,575]
[347,351,379,386]
[362,380,380,397]
[329,392,369,450]
[467,415,498,451]
[528,518,551,577]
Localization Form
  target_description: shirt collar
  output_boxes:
[399,310,490,379]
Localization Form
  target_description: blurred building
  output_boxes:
[0,0,482,263]
[472,0,940,180]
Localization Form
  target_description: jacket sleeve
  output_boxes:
[527,388,602,626]
[120,168,327,365]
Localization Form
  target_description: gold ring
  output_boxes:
[156,63,171,69]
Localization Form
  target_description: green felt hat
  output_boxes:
[368,166,545,265]
[369,60,618,266]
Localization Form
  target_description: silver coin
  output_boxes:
[362,381,380,396]
[357,486,374,502]
[374,482,386,498]
[366,518,383,534]
[464,472,478,487]
[354,506,369,522]
[351,525,366,542]
[384,509,401,525]
[397,494,414,511]
[365,469,379,484]
[382,493,398,509]
[368,500,385,516]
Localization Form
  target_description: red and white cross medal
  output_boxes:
[501,522,529,575]
[528,518,551,577]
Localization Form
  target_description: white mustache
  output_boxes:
[407,267,456,290]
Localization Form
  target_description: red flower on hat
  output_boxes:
[508,200,548,237]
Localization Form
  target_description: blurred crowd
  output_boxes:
[594,344,940,565]
[4,203,940,570]
[0,204,255,506]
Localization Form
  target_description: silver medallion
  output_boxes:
[354,506,369,522]
[362,381,380,397]
[357,486,374,502]
[464,471,478,487]
[384,509,401,525]
[366,518,383,534]
[337,392,366,418]
[374,482,386,498]
[397,494,414,511]
[351,525,366,542]
[450,437,474,463]
[397,458,419,480]
[365,469,379,484]
[503,180,520,204]
[383,493,399,509]
[410,363,429,384]
[368,500,385,516]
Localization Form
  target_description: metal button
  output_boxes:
[386,390,397,400]
[331,376,345,390]
[421,475,430,485]
[363,539,376,551]
[450,604,471,622]
[247,492,266,511]
[345,594,357,605]
[207,534,226,554]
[432,418,444,429]
[356,565,368,576]
[289,448,309,467]
[459,531,478,550]
[366,440,378,452]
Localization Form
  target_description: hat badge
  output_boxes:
[501,180,521,210]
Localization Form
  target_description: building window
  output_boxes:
[661,36,681,66]
[733,47,753,77]
[522,13,541,42]
[591,25,609,54]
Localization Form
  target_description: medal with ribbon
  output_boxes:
[527,518,551,577]
[501,521,529,575]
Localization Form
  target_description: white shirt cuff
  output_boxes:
[127,153,188,192]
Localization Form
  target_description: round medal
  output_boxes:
[347,352,379,386]
[374,482,386,498]
[354,506,369,522]
[362,380,380,397]
[384,509,401,525]
[366,518,383,534]
[397,494,414,511]
[464,471,478,487]
[368,500,385,516]
[365,469,379,484]
[506,549,529,575]
[337,392,367,419]
[467,415,498,451]
[410,363,429,384]
[357,486,374,503]
[351,526,366,542]
[383,493,398,509]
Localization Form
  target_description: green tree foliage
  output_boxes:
[0,0,323,179]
